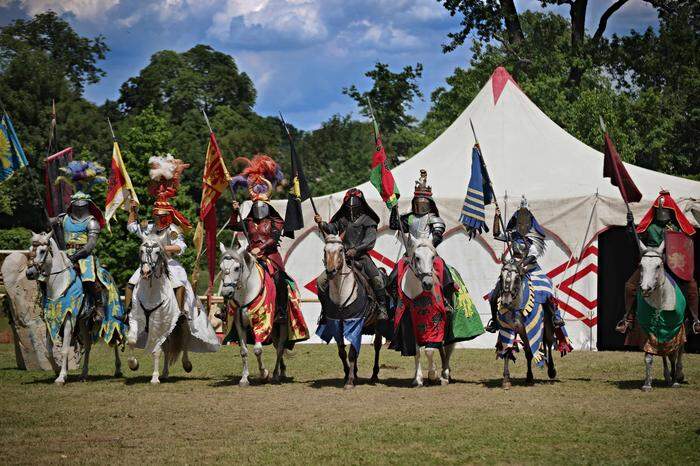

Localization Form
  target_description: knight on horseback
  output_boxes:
[485,197,565,333]
[389,170,455,307]
[617,190,699,335]
[125,156,193,319]
[314,188,389,321]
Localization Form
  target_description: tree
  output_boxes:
[439,0,664,87]
[0,11,108,93]
[118,45,256,120]
[342,62,424,135]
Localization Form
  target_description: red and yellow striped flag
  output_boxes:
[105,141,138,232]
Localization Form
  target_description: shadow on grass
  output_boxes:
[209,375,296,388]
[124,375,211,385]
[23,373,125,385]
[308,376,472,389]
[609,379,684,390]
[481,378,561,389]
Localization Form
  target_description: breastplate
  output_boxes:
[409,214,432,240]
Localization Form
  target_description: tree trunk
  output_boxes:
[501,0,525,45]
[566,0,588,87]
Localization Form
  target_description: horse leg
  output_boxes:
[55,319,73,385]
[525,351,534,386]
[234,310,250,387]
[337,342,349,383]
[502,357,511,390]
[345,345,358,390]
[439,344,453,384]
[669,350,681,388]
[412,345,423,388]
[662,355,671,386]
[642,352,653,392]
[546,343,557,380]
[370,331,382,384]
[162,342,170,380]
[127,315,139,371]
[181,323,192,373]
[79,321,92,382]
[253,342,270,382]
[114,345,123,377]
[272,324,288,383]
[151,346,162,384]
[426,348,438,382]
[675,347,685,384]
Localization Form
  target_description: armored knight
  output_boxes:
[48,161,110,321]
[125,155,193,318]
[230,155,289,322]
[617,190,699,334]
[389,170,455,305]
[314,188,389,320]
[389,169,446,247]
[485,197,565,333]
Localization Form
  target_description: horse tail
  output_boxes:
[165,317,187,365]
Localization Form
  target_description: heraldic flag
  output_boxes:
[283,138,310,238]
[602,131,641,204]
[105,141,138,231]
[195,131,230,289]
[0,112,28,183]
[460,144,494,238]
[369,131,399,209]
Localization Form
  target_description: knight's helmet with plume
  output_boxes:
[55,160,107,226]
[229,154,284,220]
[147,154,192,232]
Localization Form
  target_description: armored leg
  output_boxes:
[678,278,699,334]
[174,286,189,320]
[274,271,289,323]
[617,267,640,333]
[485,282,502,333]
[85,281,104,322]
[359,256,388,320]
[546,299,565,328]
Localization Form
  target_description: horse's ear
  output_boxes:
[637,238,648,254]
[219,242,227,255]
[656,240,665,254]
[48,237,59,253]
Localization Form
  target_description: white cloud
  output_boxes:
[208,0,327,42]
[8,0,120,21]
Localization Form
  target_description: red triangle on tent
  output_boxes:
[304,278,318,295]
[491,66,518,105]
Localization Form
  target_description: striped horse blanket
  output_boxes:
[495,267,571,366]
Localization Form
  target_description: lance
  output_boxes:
[201,108,250,243]
[367,97,410,253]
[469,118,512,258]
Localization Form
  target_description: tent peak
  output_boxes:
[490,66,519,106]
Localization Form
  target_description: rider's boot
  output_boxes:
[617,268,639,333]
[549,302,565,329]
[174,286,189,320]
[485,298,500,333]
[371,276,389,321]
[615,312,635,334]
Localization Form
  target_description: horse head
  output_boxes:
[499,258,525,309]
[219,242,252,299]
[638,239,665,298]
[140,235,168,280]
[407,235,436,292]
[323,234,345,278]
[26,231,53,280]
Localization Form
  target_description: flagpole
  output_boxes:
[278,112,320,216]
[468,119,512,257]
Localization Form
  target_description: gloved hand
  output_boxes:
[626,212,635,233]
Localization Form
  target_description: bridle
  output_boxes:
[220,252,255,308]
[29,240,71,277]
[409,241,435,282]
[640,250,664,293]
[323,237,351,279]
[499,260,524,310]
[141,241,167,280]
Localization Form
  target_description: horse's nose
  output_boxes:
[25,266,37,280]
[220,285,235,297]
[141,264,151,277]
[421,277,433,291]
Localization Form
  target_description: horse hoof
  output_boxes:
[79,377,88,383]
[183,360,193,373]
[369,375,379,385]
[503,381,511,390]
[344,383,355,390]
[548,369,557,380]
[272,375,282,384]
[239,379,250,388]
[526,379,535,386]
[54,379,65,386]
[641,385,652,392]
[128,358,139,371]
[672,382,681,388]
[439,377,449,386]
[114,371,123,378]
[428,370,438,381]
[150,379,160,385]
[412,380,423,388]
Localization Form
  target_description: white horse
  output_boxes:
[637,240,685,391]
[397,236,454,387]
[126,235,191,384]
[219,242,288,387]
[319,234,384,389]
[26,232,122,385]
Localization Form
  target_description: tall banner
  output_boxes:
[0,112,29,182]
[283,136,310,237]
[105,141,138,231]
[197,131,230,291]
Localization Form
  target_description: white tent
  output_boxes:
[263,66,700,350]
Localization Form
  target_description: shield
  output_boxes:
[664,230,694,281]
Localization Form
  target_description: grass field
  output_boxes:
[0,343,698,465]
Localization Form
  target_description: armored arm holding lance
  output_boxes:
[389,208,409,232]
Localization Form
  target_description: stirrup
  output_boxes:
[485,319,499,333]
[692,320,700,335]
[615,318,631,334]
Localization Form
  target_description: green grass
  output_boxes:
[0,343,698,465]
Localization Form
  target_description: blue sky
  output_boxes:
[0,0,659,129]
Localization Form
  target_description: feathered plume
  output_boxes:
[229,154,283,201]
[55,160,106,193]
[148,154,190,199]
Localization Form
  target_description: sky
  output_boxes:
[0,0,660,130]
